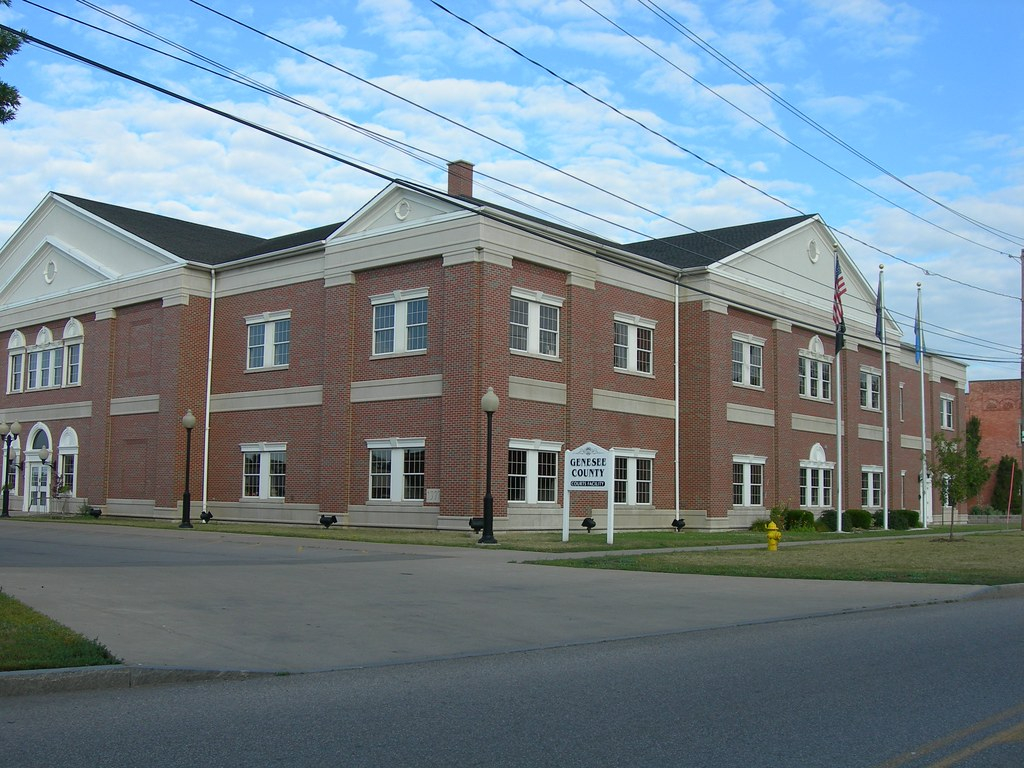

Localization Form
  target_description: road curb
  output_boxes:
[0,665,277,697]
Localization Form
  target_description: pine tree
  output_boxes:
[1,0,24,124]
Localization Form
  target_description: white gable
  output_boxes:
[710,217,896,342]
[333,184,474,240]
[0,194,178,307]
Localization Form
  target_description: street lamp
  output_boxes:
[38,446,59,515]
[180,410,197,529]
[479,387,499,545]
[0,420,20,518]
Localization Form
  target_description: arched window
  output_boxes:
[62,318,84,387]
[58,427,80,497]
[8,319,85,393]
[7,330,26,393]
[799,443,835,508]
[798,335,832,402]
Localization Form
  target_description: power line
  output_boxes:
[578,0,1019,259]
[428,1,1020,301]
[637,0,1024,249]
[2,16,1016,359]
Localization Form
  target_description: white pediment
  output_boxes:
[0,194,178,306]
[332,184,473,240]
[711,217,897,341]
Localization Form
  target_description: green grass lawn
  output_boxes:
[28,513,1016,552]
[0,591,120,672]
[534,532,1024,585]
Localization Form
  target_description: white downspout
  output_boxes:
[674,277,681,520]
[202,268,216,515]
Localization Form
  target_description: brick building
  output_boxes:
[965,378,1022,508]
[0,162,965,530]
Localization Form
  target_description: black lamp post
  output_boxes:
[479,387,499,544]
[0,420,19,518]
[180,410,196,529]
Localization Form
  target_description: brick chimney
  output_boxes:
[447,160,474,198]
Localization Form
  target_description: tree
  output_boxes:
[931,426,991,540]
[990,455,1021,516]
[1,0,24,124]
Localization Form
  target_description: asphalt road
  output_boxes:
[2,594,1023,767]
[0,521,987,672]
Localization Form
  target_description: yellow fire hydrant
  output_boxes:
[766,521,782,552]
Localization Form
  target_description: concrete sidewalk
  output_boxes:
[0,521,996,694]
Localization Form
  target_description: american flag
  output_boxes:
[833,250,847,352]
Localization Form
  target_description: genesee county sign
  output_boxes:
[565,442,612,491]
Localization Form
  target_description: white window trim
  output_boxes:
[612,447,656,506]
[799,460,834,509]
[510,288,563,359]
[245,310,291,371]
[370,288,429,357]
[732,454,766,508]
[859,367,882,411]
[798,349,832,402]
[613,312,656,376]
[508,438,562,504]
[940,395,955,430]
[366,437,427,503]
[731,333,765,389]
[240,441,287,500]
[861,466,883,508]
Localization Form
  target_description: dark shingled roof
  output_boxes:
[58,194,268,265]
[620,214,815,269]
[60,194,346,265]
[57,191,814,272]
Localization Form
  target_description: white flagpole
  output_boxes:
[836,353,843,531]
[833,245,845,532]
[879,265,890,529]
[917,282,929,529]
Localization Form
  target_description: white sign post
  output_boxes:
[563,442,615,544]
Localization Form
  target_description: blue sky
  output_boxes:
[1,0,1022,381]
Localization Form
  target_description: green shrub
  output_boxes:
[891,509,920,529]
[784,508,815,531]
[970,504,998,516]
[846,509,873,530]
[749,518,770,532]
[818,509,848,532]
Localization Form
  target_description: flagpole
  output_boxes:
[877,265,890,529]
[917,282,929,529]
[833,245,846,533]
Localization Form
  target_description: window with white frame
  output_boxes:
[799,443,834,509]
[246,311,291,370]
[940,395,955,430]
[62,319,83,387]
[731,333,763,388]
[732,455,765,507]
[798,337,831,401]
[241,442,287,499]
[4,436,20,494]
[613,313,655,375]
[56,427,79,497]
[860,368,881,410]
[367,438,426,501]
[371,288,428,356]
[7,322,84,393]
[613,449,655,505]
[898,383,905,422]
[861,467,883,508]
[507,439,561,503]
[509,288,562,358]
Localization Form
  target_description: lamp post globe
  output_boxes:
[180,410,197,529]
[479,388,499,545]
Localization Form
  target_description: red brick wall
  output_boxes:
[966,379,1021,507]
